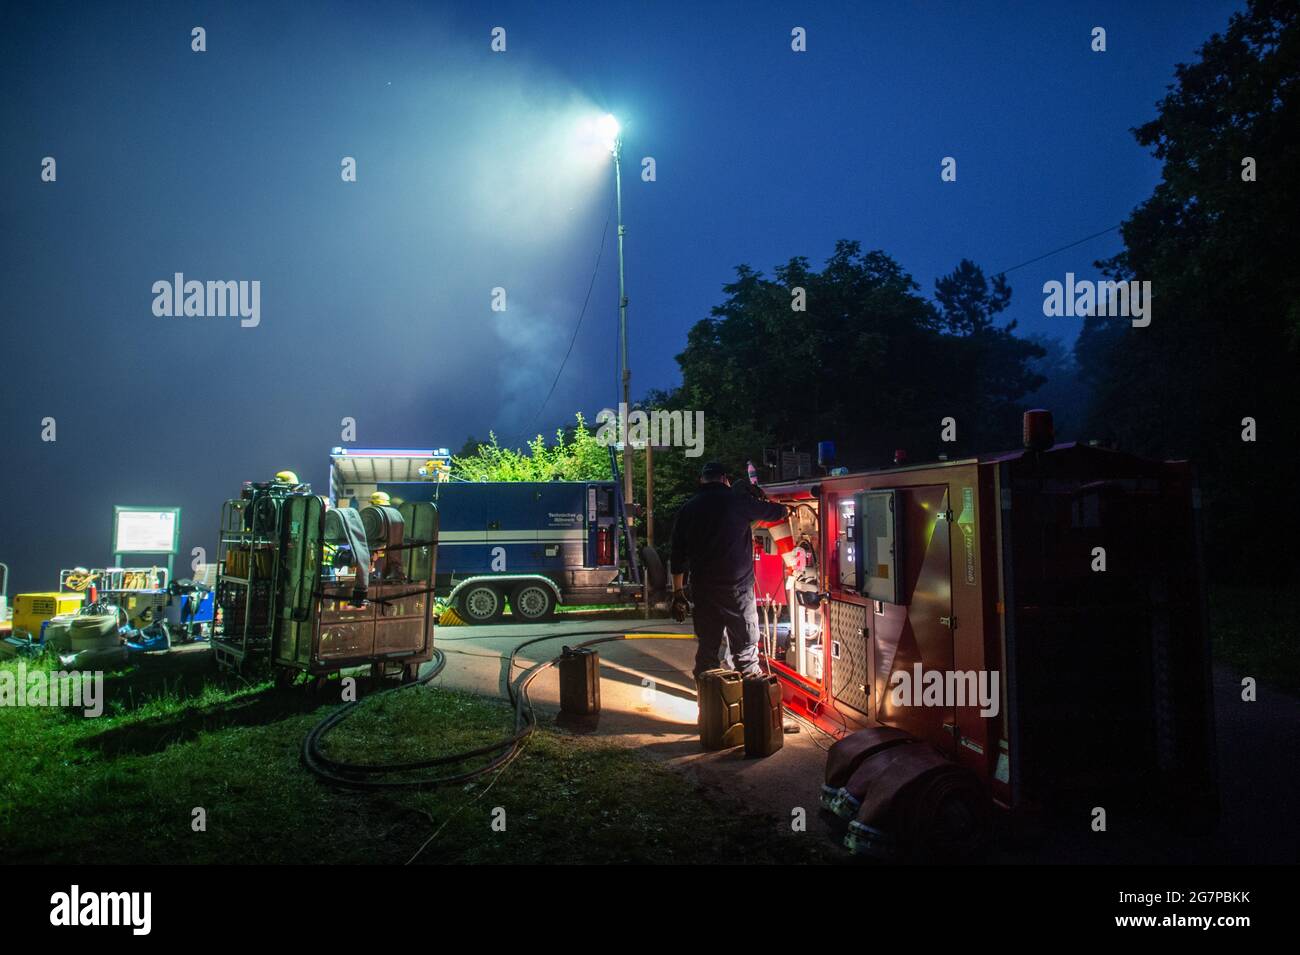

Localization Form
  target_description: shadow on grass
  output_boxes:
[60,646,228,710]
[72,649,336,758]
[77,685,328,758]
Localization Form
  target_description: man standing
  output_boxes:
[670,461,790,679]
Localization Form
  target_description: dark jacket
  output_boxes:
[670,482,788,588]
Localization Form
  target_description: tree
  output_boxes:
[1075,0,1299,578]
[1021,334,1089,442]
[935,258,1012,335]
[642,244,1046,565]
[451,413,609,482]
[672,241,1044,467]
[932,259,1044,451]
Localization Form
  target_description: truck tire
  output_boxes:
[456,583,504,625]
[511,582,556,623]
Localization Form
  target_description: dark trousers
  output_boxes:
[692,580,762,678]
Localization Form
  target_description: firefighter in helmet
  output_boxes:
[670,461,790,680]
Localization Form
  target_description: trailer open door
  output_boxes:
[871,486,953,753]
[831,484,957,756]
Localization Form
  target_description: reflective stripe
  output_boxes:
[760,519,800,570]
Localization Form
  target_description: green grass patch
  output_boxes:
[0,651,833,864]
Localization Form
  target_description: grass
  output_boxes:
[1208,585,1298,694]
[5,582,1283,866]
[0,651,834,865]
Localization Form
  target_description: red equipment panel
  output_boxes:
[753,552,786,604]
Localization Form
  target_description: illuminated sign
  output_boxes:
[112,507,181,555]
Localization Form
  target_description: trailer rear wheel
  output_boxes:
[457,584,504,625]
[511,582,556,622]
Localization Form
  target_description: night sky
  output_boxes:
[1,0,1241,594]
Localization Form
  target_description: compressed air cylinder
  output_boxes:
[559,646,600,715]
[742,675,784,758]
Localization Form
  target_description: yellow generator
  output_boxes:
[12,592,84,637]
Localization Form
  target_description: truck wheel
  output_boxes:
[457,584,504,625]
[511,582,556,622]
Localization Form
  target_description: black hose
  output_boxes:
[301,627,681,790]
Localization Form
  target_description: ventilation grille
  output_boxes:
[829,600,870,717]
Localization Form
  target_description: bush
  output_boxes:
[452,414,610,482]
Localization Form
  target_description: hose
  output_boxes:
[841,741,991,860]
[895,764,990,859]
[301,627,682,790]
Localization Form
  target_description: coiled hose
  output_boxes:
[842,742,991,860]
[301,627,683,789]
[895,764,990,859]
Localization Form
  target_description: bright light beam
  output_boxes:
[575,112,622,161]
[595,113,620,151]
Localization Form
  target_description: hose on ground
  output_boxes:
[893,764,991,859]
[301,627,683,790]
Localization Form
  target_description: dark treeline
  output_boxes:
[641,248,1046,559]
[1075,0,1298,582]
[666,246,1042,467]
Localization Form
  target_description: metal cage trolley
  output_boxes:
[213,477,438,681]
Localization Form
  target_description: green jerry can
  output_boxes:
[559,646,601,715]
[697,669,745,750]
[743,675,784,758]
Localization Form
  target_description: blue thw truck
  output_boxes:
[328,449,642,623]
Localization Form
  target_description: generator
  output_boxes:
[213,477,438,680]
[10,592,85,638]
[757,411,1217,822]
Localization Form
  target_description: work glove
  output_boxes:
[670,589,691,623]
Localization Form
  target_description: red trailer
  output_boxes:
[757,417,1217,825]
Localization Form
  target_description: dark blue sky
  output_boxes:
[1,0,1240,593]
